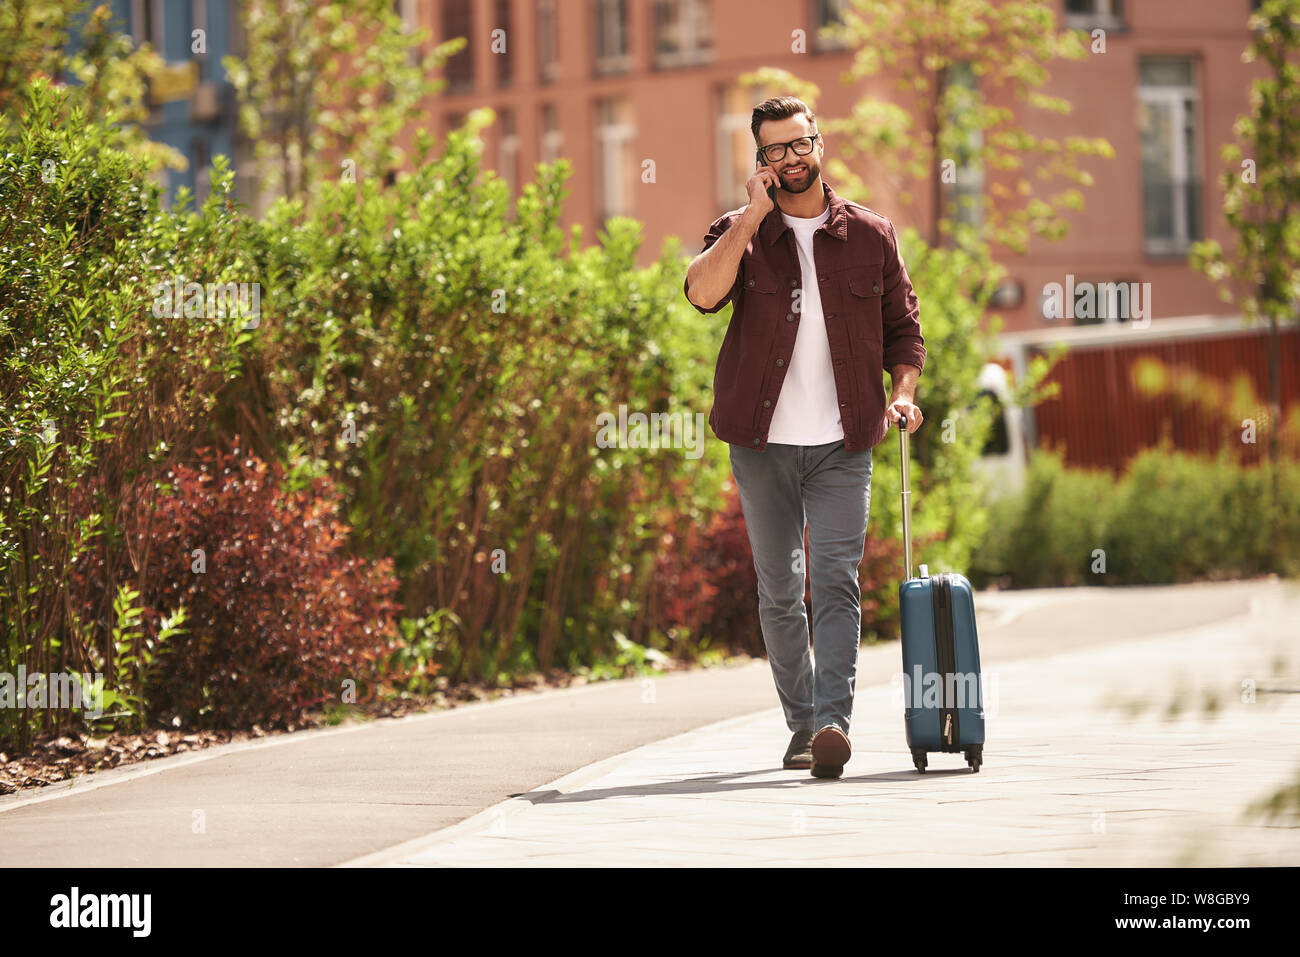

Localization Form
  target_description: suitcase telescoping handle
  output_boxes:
[898,415,913,581]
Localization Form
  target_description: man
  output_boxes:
[682,95,925,779]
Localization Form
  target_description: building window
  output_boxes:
[812,0,850,51]
[653,0,713,69]
[716,82,772,213]
[192,0,208,81]
[540,102,564,164]
[594,0,630,75]
[596,98,635,220]
[394,0,421,65]
[233,134,264,216]
[1139,57,1201,255]
[989,279,1023,311]
[537,0,559,84]
[130,0,164,51]
[499,108,520,198]
[494,0,512,87]
[1038,277,1142,324]
[228,0,248,57]
[943,61,982,234]
[1250,0,1268,32]
[193,137,210,204]
[1081,279,1141,325]
[1063,0,1124,31]
[443,0,474,94]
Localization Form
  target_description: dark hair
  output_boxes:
[751,96,817,146]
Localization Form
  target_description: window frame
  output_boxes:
[594,0,631,75]
[494,0,513,88]
[595,98,636,222]
[443,0,475,94]
[811,0,850,52]
[540,102,564,165]
[652,0,713,70]
[715,82,775,215]
[1138,56,1202,257]
[1063,0,1126,32]
[537,0,559,84]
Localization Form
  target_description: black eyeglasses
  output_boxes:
[756,133,820,164]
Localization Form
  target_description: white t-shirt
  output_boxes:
[766,203,844,446]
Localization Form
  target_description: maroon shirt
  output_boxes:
[684,181,925,452]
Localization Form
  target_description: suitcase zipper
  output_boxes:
[932,574,960,749]
[947,575,961,747]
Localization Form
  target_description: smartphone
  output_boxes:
[756,151,777,206]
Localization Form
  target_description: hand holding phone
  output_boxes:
[750,153,778,215]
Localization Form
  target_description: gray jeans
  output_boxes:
[728,439,873,737]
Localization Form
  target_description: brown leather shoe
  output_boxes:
[810,725,850,778]
[783,728,814,769]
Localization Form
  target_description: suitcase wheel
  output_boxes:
[911,748,927,774]
[964,746,982,773]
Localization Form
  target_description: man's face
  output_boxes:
[756,115,823,195]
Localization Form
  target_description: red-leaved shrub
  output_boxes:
[70,440,401,728]
[653,479,908,657]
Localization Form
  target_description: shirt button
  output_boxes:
[775,358,784,366]
[819,275,827,282]
[785,314,795,321]
[746,279,754,287]
[790,279,798,287]
[763,399,771,408]
[753,437,761,445]
[873,283,880,293]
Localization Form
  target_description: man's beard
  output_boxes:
[780,161,818,194]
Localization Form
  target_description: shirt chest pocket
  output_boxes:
[740,271,785,337]
[847,271,883,301]
[844,269,885,351]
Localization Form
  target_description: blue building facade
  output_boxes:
[105,0,242,208]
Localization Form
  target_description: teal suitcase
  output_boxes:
[895,418,986,773]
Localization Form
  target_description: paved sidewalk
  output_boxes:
[345,582,1300,867]
[1,578,1290,866]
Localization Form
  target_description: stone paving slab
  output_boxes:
[345,585,1300,867]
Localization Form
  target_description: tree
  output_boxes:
[1191,0,1300,491]
[808,0,1114,257]
[221,0,461,207]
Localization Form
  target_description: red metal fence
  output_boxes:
[1030,325,1300,471]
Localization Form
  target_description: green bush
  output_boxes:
[1,81,250,749]
[1104,447,1290,583]
[972,447,1114,588]
[223,111,730,683]
[972,442,1300,587]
